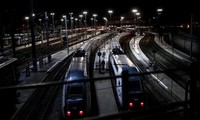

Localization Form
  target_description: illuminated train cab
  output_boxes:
[109,47,146,110]
[62,49,89,119]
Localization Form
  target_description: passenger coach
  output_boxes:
[109,47,146,110]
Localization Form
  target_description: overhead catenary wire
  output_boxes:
[0,68,181,90]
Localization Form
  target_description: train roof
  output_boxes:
[112,47,124,55]
[66,70,86,81]
[65,57,87,79]
[121,66,141,80]
[70,57,87,71]
[112,54,136,67]
[67,70,85,77]
[73,49,86,57]
[121,66,139,75]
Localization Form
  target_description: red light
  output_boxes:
[79,110,84,116]
[129,102,134,108]
[66,111,71,116]
[140,102,144,107]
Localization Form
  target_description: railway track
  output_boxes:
[11,53,74,120]
[139,34,191,89]
[118,33,185,120]
[10,32,114,120]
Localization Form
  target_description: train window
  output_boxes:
[118,80,121,86]
[128,81,142,92]
[67,84,84,99]
[114,59,118,71]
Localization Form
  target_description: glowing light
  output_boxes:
[140,102,144,107]
[66,111,71,116]
[129,102,134,107]
[79,110,84,116]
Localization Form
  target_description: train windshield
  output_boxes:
[122,66,143,93]
[128,81,142,93]
[122,67,141,80]
[67,84,84,99]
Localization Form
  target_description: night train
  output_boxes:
[61,33,114,119]
[109,46,146,110]
[61,49,90,119]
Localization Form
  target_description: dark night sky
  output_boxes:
[3,0,198,14]
[1,0,200,26]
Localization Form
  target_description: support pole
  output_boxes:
[44,12,51,63]
[29,0,37,71]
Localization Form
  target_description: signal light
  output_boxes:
[79,110,84,116]
[140,102,144,107]
[129,102,134,108]
[66,111,71,116]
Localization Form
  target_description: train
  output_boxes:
[61,33,114,119]
[109,38,146,111]
[61,48,90,119]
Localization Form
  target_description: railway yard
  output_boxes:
[1,29,200,120]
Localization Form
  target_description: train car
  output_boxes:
[62,49,90,119]
[62,33,113,119]
[109,47,146,110]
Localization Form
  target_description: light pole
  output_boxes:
[60,18,64,39]
[25,16,30,76]
[108,10,113,49]
[25,16,29,46]
[83,11,87,39]
[157,8,163,15]
[74,18,78,29]
[74,17,78,47]
[79,14,83,41]
[91,18,94,28]
[38,18,43,43]
[29,0,37,72]
[136,12,140,28]
[69,12,73,48]
[132,9,138,27]
[44,12,51,63]
[32,13,35,23]
[108,10,113,27]
[32,13,35,28]
[103,17,108,27]
[79,14,83,28]
[63,15,69,54]
[39,18,42,24]
[50,12,55,37]
[120,16,124,27]
[83,11,87,28]
[69,12,73,33]
[190,14,193,60]
[157,8,163,42]
[157,8,163,26]
[90,18,94,36]
[93,14,97,35]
